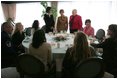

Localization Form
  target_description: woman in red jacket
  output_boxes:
[69,9,83,33]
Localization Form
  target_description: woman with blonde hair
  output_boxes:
[12,22,25,53]
[62,31,91,77]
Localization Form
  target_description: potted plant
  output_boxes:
[40,1,57,21]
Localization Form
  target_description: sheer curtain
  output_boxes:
[1,3,16,21]
[15,2,51,28]
[57,1,117,34]
[0,3,5,25]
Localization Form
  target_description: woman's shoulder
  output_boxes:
[77,14,82,17]
[65,16,68,18]
[44,14,47,16]
[70,15,73,17]
[12,31,20,37]
[44,14,48,17]
[83,26,87,29]
[42,42,51,50]
[63,16,68,19]
[43,42,51,47]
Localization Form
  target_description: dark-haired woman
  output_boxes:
[56,9,68,32]
[31,20,40,35]
[91,24,117,77]
[83,19,94,37]
[29,30,52,71]
[44,7,55,33]
[62,32,92,77]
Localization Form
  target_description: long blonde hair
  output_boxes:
[70,31,91,61]
[14,22,23,34]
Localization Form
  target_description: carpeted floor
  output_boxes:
[1,67,114,78]
[1,57,63,78]
[1,67,20,78]
[1,67,62,78]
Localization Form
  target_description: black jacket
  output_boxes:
[91,38,117,76]
[12,31,25,51]
[1,31,18,68]
[44,14,55,32]
[1,31,16,56]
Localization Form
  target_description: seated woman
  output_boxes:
[83,19,94,37]
[62,31,92,77]
[29,30,52,72]
[91,24,117,78]
[31,20,40,35]
[12,22,25,53]
[56,9,68,32]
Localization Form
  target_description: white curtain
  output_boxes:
[0,3,5,25]
[57,1,117,34]
[2,3,16,21]
[15,2,51,28]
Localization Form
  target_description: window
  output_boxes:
[0,4,5,25]
[58,1,117,34]
[15,2,51,28]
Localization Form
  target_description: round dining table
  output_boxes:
[22,33,75,72]
[22,33,75,54]
[22,33,99,52]
[22,33,99,72]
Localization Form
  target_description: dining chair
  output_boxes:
[73,57,105,78]
[16,54,45,78]
[95,29,105,43]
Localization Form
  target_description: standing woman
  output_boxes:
[56,9,68,32]
[44,7,55,33]
[31,20,40,35]
[12,22,25,53]
[69,9,83,33]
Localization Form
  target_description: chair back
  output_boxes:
[96,29,105,42]
[17,54,45,77]
[74,57,104,78]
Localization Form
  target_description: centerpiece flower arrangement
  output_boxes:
[53,34,68,42]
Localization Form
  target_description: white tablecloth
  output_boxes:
[22,33,99,53]
[22,33,74,54]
